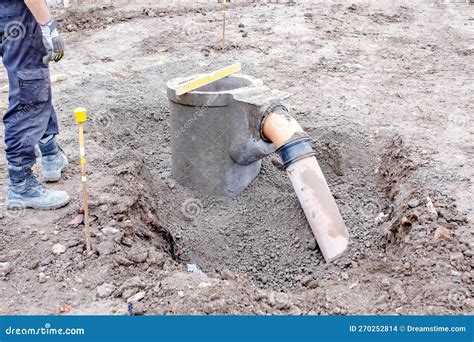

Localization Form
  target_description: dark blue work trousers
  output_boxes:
[0,0,58,167]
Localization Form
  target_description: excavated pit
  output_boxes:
[158,128,389,291]
[91,75,392,291]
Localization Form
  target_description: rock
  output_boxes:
[347,4,357,11]
[38,272,47,283]
[127,291,146,304]
[407,198,420,208]
[97,283,116,298]
[116,276,145,297]
[147,250,166,267]
[238,23,245,28]
[426,197,438,217]
[220,269,235,280]
[116,255,134,266]
[66,240,81,248]
[242,32,248,38]
[127,246,148,263]
[40,255,55,266]
[130,302,146,315]
[461,272,472,285]
[0,262,12,277]
[40,235,49,241]
[389,283,405,299]
[300,275,313,287]
[51,243,66,255]
[307,239,317,251]
[400,216,412,226]
[167,180,176,189]
[122,288,139,300]
[450,252,464,263]
[375,292,389,304]
[341,272,349,280]
[102,227,120,236]
[121,237,133,247]
[96,241,116,256]
[465,298,474,309]
[158,12,166,17]
[434,226,451,241]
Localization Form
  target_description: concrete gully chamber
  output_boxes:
[167,74,349,262]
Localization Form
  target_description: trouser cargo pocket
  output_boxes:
[17,68,50,105]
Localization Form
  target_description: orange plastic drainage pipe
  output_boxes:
[262,110,350,262]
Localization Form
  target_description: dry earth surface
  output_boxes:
[0,0,473,315]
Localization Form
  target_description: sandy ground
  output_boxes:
[0,1,472,315]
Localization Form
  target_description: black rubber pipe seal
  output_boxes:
[276,137,317,169]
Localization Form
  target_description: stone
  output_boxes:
[450,252,464,263]
[122,288,139,300]
[407,198,420,208]
[434,226,451,241]
[375,292,389,304]
[51,243,66,255]
[390,284,405,298]
[426,197,438,217]
[400,216,412,226]
[127,291,146,304]
[220,269,235,280]
[461,272,472,285]
[96,241,116,256]
[300,275,314,287]
[127,246,148,263]
[147,250,166,267]
[307,239,317,251]
[0,262,12,277]
[38,272,47,283]
[102,227,120,236]
[130,302,146,315]
[97,283,116,298]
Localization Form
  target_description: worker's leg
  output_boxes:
[1,3,69,209]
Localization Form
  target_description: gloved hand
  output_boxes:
[40,18,65,63]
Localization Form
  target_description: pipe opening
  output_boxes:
[191,75,253,93]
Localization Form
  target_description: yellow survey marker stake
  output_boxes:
[175,62,241,96]
[74,107,91,254]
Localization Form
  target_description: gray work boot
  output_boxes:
[6,164,70,210]
[38,135,69,182]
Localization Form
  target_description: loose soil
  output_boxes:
[0,1,472,315]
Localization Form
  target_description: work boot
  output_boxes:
[38,135,69,182]
[5,164,70,210]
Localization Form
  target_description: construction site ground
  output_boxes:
[0,1,472,315]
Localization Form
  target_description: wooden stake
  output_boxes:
[74,107,91,254]
[222,0,228,50]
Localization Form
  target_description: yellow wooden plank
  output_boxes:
[176,62,241,96]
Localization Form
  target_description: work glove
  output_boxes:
[40,18,65,64]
